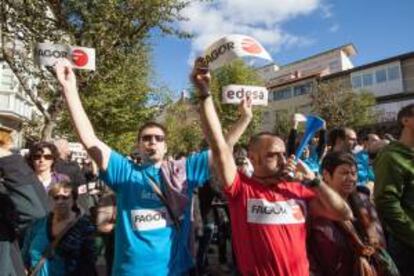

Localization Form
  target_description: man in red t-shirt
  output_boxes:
[191,58,353,276]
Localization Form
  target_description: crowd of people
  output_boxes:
[0,57,413,276]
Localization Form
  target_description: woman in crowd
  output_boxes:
[308,151,398,276]
[27,141,69,191]
[23,181,96,275]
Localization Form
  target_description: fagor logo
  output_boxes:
[241,38,262,54]
[72,49,88,67]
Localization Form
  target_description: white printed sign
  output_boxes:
[131,208,172,231]
[222,84,268,106]
[202,34,272,70]
[247,198,307,225]
[35,43,96,70]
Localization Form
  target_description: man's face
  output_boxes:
[344,129,357,151]
[137,126,167,164]
[249,136,286,178]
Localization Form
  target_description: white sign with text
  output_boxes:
[222,84,268,106]
[202,34,272,70]
[35,43,96,70]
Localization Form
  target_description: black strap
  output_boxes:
[30,214,82,276]
[147,176,181,230]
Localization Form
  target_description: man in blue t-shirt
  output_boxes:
[55,59,212,275]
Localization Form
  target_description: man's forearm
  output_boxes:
[225,114,252,149]
[62,85,99,149]
[311,183,353,221]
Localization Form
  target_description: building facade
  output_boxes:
[0,60,34,146]
[257,44,414,132]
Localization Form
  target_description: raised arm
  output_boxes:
[224,97,253,150]
[191,58,237,188]
[55,59,110,170]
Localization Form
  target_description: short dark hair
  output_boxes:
[27,141,60,170]
[328,128,346,147]
[137,121,167,142]
[321,151,356,175]
[248,131,277,150]
[397,104,414,128]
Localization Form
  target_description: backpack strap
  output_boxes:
[147,176,181,230]
[29,214,82,276]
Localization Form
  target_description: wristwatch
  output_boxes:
[303,176,322,188]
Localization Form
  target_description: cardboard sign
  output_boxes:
[35,43,96,70]
[222,84,268,106]
[202,34,272,70]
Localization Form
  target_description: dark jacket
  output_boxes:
[0,153,50,276]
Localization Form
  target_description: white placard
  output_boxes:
[202,34,273,70]
[222,84,268,106]
[35,43,96,70]
[131,208,172,231]
[247,198,307,225]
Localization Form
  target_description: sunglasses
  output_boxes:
[33,154,54,161]
[52,195,70,201]
[140,135,165,142]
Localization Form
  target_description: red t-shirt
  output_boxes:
[224,172,316,276]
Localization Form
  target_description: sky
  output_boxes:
[150,0,414,99]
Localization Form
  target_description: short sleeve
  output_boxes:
[99,150,134,191]
[223,171,242,199]
[186,150,210,189]
[297,183,316,201]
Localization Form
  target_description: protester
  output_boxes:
[0,129,49,276]
[54,139,87,189]
[287,114,327,174]
[27,141,69,191]
[308,151,398,276]
[23,181,96,275]
[191,57,352,275]
[55,58,211,275]
[197,99,252,274]
[329,127,375,189]
[374,104,414,276]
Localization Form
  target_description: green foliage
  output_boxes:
[2,0,192,151]
[311,79,377,129]
[208,60,264,145]
[162,100,203,156]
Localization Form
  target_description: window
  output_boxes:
[293,82,312,97]
[387,66,400,80]
[273,87,292,101]
[351,75,362,89]
[362,73,373,86]
[375,69,387,83]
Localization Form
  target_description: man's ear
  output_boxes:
[322,169,331,183]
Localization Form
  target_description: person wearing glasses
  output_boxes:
[22,181,96,275]
[54,59,213,275]
[27,142,69,191]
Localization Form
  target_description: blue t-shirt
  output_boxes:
[22,217,65,276]
[100,150,210,276]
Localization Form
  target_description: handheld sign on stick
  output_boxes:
[222,85,268,106]
[35,43,96,70]
[295,115,325,160]
[202,34,272,70]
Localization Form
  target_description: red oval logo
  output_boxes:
[72,49,88,67]
[241,38,262,54]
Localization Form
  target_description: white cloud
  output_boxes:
[179,0,327,64]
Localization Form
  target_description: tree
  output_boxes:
[311,78,377,129]
[162,98,204,156]
[204,60,264,146]
[1,0,191,152]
